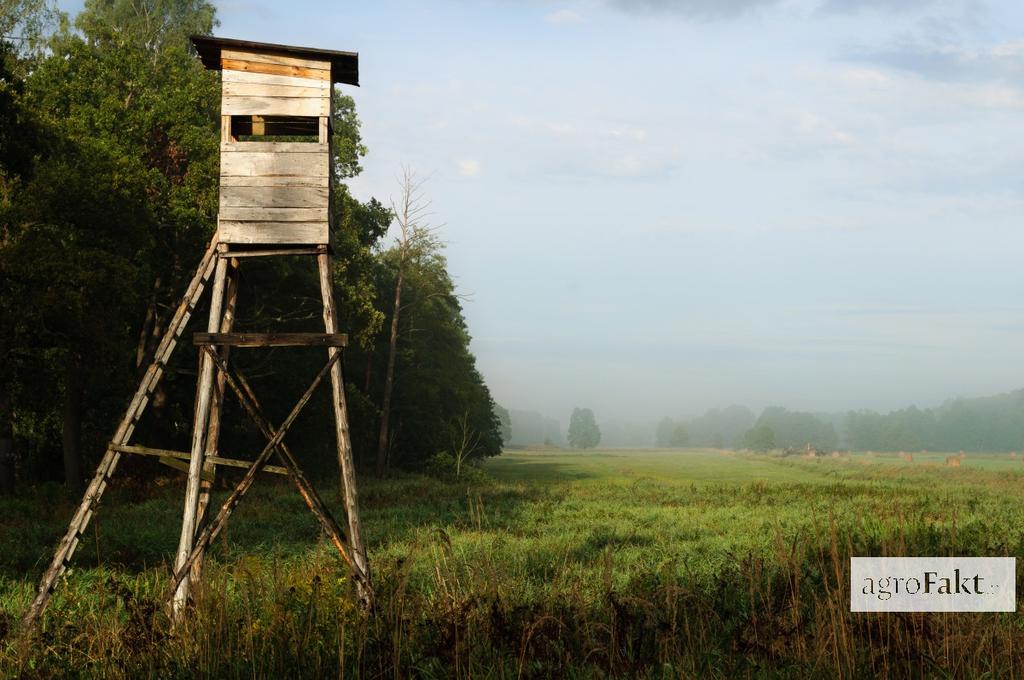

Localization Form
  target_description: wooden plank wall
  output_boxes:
[218,144,330,245]
[221,49,330,117]
[218,49,333,246]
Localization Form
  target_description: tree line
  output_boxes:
[655,389,1024,453]
[845,390,1024,453]
[0,0,502,494]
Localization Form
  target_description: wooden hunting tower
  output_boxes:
[21,37,372,634]
[191,36,359,250]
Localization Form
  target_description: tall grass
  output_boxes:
[2,450,1022,677]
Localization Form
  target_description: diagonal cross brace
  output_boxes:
[207,347,369,587]
[227,363,372,579]
[164,347,371,606]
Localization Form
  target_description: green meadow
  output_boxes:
[3,449,1024,678]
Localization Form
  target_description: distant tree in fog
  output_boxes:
[655,417,676,448]
[743,424,776,452]
[568,408,601,449]
[752,407,837,451]
[670,422,689,447]
[687,405,755,448]
[495,404,512,445]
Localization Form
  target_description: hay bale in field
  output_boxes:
[1010,452,1017,459]
[945,456,961,467]
[831,451,840,458]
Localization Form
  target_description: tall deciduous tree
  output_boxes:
[375,169,438,475]
[1,0,219,488]
[568,408,601,449]
[349,205,501,471]
[0,38,41,493]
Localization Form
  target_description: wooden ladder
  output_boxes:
[20,241,219,631]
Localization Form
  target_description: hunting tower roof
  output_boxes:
[190,35,359,86]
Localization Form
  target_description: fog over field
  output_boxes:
[9,2,1024,675]
[59,0,1024,422]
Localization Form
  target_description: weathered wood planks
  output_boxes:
[221,58,330,81]
[221,150,328,177]
[222,69,330,89]
[220,175,328,188]
[223,82,328,99]
[219,207,327,222]
[111,443,289,475]
[193,332,348,348]
[221,142,326,154]
[221,185,328,208]
[220,48,330,126]
[218,146,330,245]
[217,222,328,245]
[222,96,328,117]
[216,45,333,248]
[223,48,330,70]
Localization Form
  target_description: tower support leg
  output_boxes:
[172,251,229,617]
[317,253,372,606]
[193,257,239,585]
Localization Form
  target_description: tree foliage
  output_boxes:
[846,391,1024,452]
[568,408,601,449]
[349,233,502,471]
[742,424,776,452]
[745,407,837,452]
[494,404,512,445]
[0,0,503,490]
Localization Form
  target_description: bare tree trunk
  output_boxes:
[0,394,14,495]
[135,277,162,369]
[374,168,434,477]
[376,266,403,476]
[135,278,169,413]
[363,353,373,394]
[62,352,84,490]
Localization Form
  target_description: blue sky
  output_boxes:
[63,0,1024,422]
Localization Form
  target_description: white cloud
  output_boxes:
[834,66,893,89]
[606,127,648,142]
[544,121,578,135]
[793,111,856,146]
[457,159,482,177]
[950,83,1024,111]
[545,9,584,24]
[991,41,1024,59]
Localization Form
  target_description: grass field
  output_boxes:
[2,448,1024,677]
